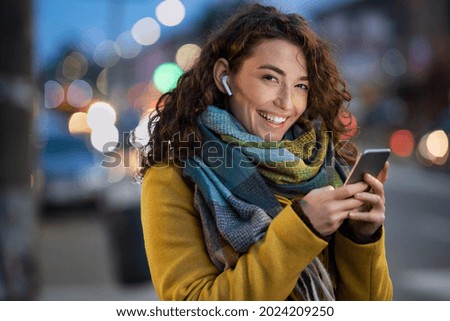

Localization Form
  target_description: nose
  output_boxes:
[274,85,294,111]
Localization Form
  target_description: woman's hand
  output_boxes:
[300,181,369,237]
[346,162,389,242]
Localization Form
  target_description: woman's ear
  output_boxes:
[213,58,232,95]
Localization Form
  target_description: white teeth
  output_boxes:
[258,111,287,124]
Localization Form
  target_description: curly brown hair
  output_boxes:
[135,3,357,178]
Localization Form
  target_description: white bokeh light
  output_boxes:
[87,101,117,130]
[93,40,121,68]
[175,43,201,70]
[44,80,64,109]
[131,17,161,46]
[132,110,153,148]
[62,52,88,80]
[90,125,119,153]
[67,80,93,108]
[426,130,449,158]
[115,31,142,59]
[96,68,109,96]
[156,0,186,27]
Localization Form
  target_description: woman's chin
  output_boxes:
[259,131,285,142]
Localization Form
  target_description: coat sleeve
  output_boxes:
[140,164,328,300]
[333,228,393,300]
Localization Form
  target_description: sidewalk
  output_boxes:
[37,212,158,301]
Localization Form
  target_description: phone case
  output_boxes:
[344,148,391,185]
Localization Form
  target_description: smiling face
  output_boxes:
[226,39,309,142]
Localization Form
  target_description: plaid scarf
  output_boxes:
[183,106,347,300]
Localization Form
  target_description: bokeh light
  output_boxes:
[86,101,119,154]
[115,31,142,59]
[90,125,119,153]
[153,62,183,93]
[68,112,91,135]
[87,101,117,130]
[93,40,120,68]
[417,133,432,165]
[127,82,161,109]
[131,17,161,46]
[44,80,64,109]
[127,82,151,109]
[175,43,201,70]
[417,130,449,166]
[96,68,109,96]
[62,52,88,80]
[381,48,407,77]
[67,80,93,108]
[156,0,186,27]
[426,130,449,158]
[132,109,153,148]
[389,129,414,157]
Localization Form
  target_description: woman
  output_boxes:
[137,4,392,300]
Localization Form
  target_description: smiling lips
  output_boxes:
[257,110,288,125]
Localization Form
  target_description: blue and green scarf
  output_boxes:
[183,105,347,300]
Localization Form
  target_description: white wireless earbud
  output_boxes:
[221,75,233,96]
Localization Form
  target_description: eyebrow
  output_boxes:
[257,64,309,80]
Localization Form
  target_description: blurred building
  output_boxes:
[314,0,449,168]
[317,0,449,131]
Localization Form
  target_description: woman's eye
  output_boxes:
[297,83,309,91]
[263,75,278,82]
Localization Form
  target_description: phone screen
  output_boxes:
[344,148,390,185]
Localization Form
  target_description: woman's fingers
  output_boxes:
[333,197,365,213]
[354,191,384,209]
[377,161,389,184]
[345,163,389,238]
[363,173,385,201]
[334,181,368,200]
[348,211,385,223]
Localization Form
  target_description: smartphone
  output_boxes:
[344,148,391,185]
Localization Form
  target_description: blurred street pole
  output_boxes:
[0,0,39,299]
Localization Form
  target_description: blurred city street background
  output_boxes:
[1,0,449,301]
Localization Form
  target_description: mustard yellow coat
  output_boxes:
[141,164,393,300]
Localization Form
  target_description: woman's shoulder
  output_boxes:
[142,162,194,197]
[143,162,182,176]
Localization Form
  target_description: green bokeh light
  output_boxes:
[153,62,183,93]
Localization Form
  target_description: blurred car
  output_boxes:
[39,133,107,208]
[36,110,108,210]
